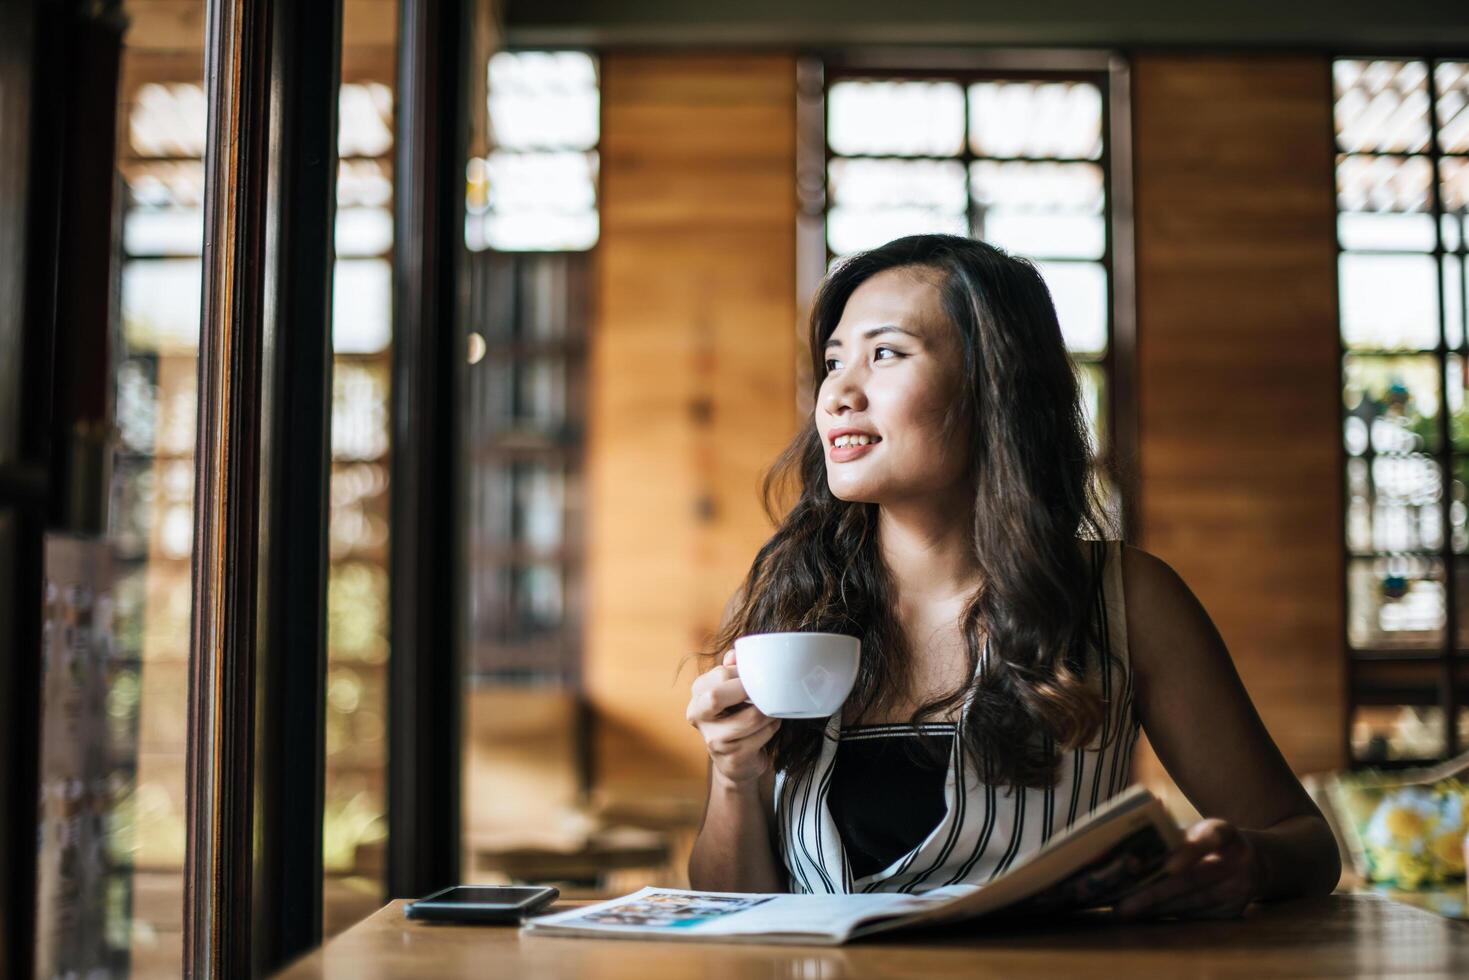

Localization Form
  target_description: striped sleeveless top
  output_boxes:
[772,538,1139,894]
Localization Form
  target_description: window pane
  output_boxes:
[324,6,399,937]
[339,159,393,208]
[827,80,965,157]
[1343,354,1441,455]
[464,249,588,692]
[1435,61,1469,153]
[120,160,205,256]
[970,160,1105,260]
[1346,452,1443,554]
[329,462,390,560]
[1444,213,1464,253]
[1335,154,1435,251]
[487,50,599,151]
[827,157,967,256]
[122,259,202,353]
[106,52,211,980]
[335,207,393,258]
[469,150,599,252]
[1446,256,1464,351]
[1076,360,1106,457]
[968,81,1102,160]
[1442,157,1469,215]
[1037,261,1107,356]
[1352,706,1446,762]
[128,81,208,157]
[1339,253,1440,351]
[332,259,392,354]
[1453,457,1469,553]
[1447,355,1469,450]
[331,361,391,461]
[1334,60,1431,153]
[1348,554,1445,650]
[338,82,394,157]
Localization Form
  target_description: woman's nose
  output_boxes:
[822,370,867,415]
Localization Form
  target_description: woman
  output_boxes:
[684,234,1340,919]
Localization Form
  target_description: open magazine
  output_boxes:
[523,784,1182,945]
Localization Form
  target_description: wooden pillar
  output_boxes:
[1130,54,1346,813]
[588,53,799,800]
[387,0,470,901]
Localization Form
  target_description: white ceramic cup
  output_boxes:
[733,631,861,719]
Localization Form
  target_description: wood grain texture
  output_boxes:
[1129,54,1346,809]
[586,52,798,800]
[276,895,1469,978]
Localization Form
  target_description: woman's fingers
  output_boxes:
[1112,820,1255,920]
[702,703,775,743]
[708,715,780,757]
[687,672,749,724]
[1118,874,1249,921]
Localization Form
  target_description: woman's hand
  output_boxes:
[686,650,781,789]
[1111,818,1262,920]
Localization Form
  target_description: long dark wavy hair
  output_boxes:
[702,233,1125,790]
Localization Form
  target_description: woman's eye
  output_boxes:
[875,346,899,360]
[824,357,841,372]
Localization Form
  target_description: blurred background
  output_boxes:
[7,0,1469,976]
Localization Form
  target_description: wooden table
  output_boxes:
[276,894,1469,978]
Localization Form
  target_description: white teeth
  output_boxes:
[833,434,877,448]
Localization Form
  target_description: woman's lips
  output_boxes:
[829,439,880,462]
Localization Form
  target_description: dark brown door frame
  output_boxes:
[0,2,51,975]
[186,0,341,975]
[1,1,126,975]
[387,0,471,901]
[253,0,343,971]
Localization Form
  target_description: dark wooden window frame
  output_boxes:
[184,0,342,974]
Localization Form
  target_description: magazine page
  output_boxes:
[857,786,1182,935]
[523,886,972,945]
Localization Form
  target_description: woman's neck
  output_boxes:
[877,497,982,604]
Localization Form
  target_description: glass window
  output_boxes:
[1336,58,1469,762]
[321,10,400,935]
[466,51,599,252]
[108,53,208,980]
[461,51,598,893]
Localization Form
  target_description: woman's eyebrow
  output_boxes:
[824,324,921,350]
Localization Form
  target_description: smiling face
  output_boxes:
[816,266,972,505]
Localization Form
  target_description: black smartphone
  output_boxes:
[404,885,560,924]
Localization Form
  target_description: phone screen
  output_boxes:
[427,887,552,907]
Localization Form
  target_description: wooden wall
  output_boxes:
[586,53,799,801]
[1130,54,1346,813]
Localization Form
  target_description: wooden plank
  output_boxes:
[587,53,798,800]
[1131,54,1345,798]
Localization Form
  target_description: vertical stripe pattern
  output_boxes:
[773,538,1139,894]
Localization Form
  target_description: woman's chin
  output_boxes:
[826,479,881,504]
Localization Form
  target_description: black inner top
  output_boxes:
[828,723,956,881]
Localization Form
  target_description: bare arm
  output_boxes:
[687,757,784,892]
[1114,545,1341,917]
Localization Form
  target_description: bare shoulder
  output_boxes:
[1118,543,1190,609]
[1116,543,1228,680]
